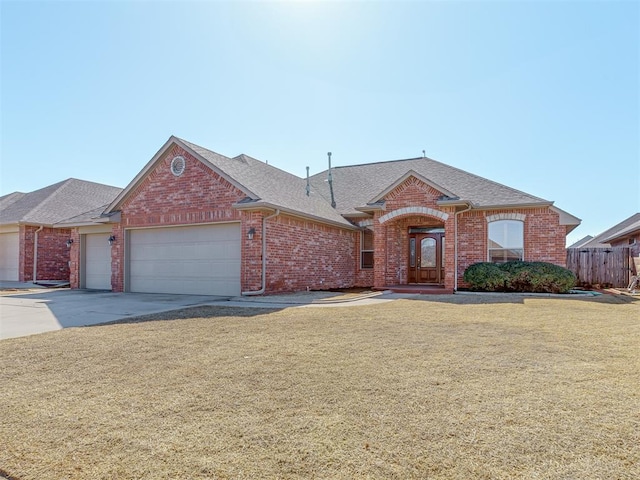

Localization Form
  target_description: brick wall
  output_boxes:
[369,176,567,291]
[261,213,357,293]
[19,225,71,282]
[455,207,566,288]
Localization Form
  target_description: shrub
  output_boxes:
[463,261,576,294]
[463,262,509,291]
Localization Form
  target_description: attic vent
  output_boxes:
[171,156,186,176]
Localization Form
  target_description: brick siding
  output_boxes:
[260,213,356,294]
[19,225,71,282]
[371,176,567,291]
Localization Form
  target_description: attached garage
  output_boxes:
[82,233,112,290]
[127,223,241,296]
[0,232,19,281]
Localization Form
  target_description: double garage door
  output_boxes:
[128,224,241,296]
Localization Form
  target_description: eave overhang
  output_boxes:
[233,200,358,231]
[354,201,386,213]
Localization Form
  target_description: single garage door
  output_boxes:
[84,233,112,290]
[128,223,241,296]
[0,232,19,281]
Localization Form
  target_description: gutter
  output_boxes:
[233,201,357,231]
[454,204,472,292]
[33,225,44,283]
[242,209,280,296]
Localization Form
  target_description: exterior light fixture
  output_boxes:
[66,239,74,248]
[247,228,256,240]
[108,235,116,246]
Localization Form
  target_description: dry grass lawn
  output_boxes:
[1,294,639,479]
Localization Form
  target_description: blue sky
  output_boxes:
[1,0,638,246]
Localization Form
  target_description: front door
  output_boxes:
[408,231,445,285]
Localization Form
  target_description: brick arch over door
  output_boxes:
[378,206,449,224]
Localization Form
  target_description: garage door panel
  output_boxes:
[128,224,241,296]
[84,234,112,290]
[0,232,19,281]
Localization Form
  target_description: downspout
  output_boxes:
[33,225,44,283]
[454,204,472,292]
[242,209,280,296]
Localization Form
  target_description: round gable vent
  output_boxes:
[170,155,186,177]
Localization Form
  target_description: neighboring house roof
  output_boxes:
[568,235,594,249]
[602,216,640,243]
[571,213,640,248]
[0,192,26,211]
[0,179,122,227]
[309,156,552,216]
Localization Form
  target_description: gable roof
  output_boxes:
[104,136,580,233]
[0,179,122,227]
[571,213,640,248]
[106,136,354,229]
[309,156,552,215]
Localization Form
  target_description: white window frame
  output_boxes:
[488,219,524,263]
[361,229,374,269]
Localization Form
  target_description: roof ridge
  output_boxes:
[175,137,231,161]
[312,155,548,204]
[20,179,71,221]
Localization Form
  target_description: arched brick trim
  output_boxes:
[378,206,449,224]
[486,213,526,223]
[358,219,374,227]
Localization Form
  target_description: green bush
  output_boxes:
[462,262,509,291]
[463,261,576,294]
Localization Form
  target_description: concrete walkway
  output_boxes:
[0,284,404,340]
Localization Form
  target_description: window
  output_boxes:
[361,229,374,269]
[488,220,523,263]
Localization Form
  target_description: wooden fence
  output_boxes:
[566,247,630,288]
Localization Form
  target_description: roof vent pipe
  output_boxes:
[327,152,336,208]
[306,166,310,196]
[422,150,426,158]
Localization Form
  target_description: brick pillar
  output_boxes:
[111,224,124,292]
[69,229,81,289]
[373,213,387,288]
[241,211,264,292]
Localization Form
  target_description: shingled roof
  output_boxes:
[178,138,352,227]
[105,136,579,232]
[106,137,354,228]
[575,213,640,248]
[0,179,122,226]
[309,156,550,216]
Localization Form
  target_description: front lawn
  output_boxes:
[1,294,638,479]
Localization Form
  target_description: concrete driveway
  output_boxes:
[0,288,229,340]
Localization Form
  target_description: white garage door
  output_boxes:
[128,224,241,296]
[84,233,112,290]
[0,232,19,281]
